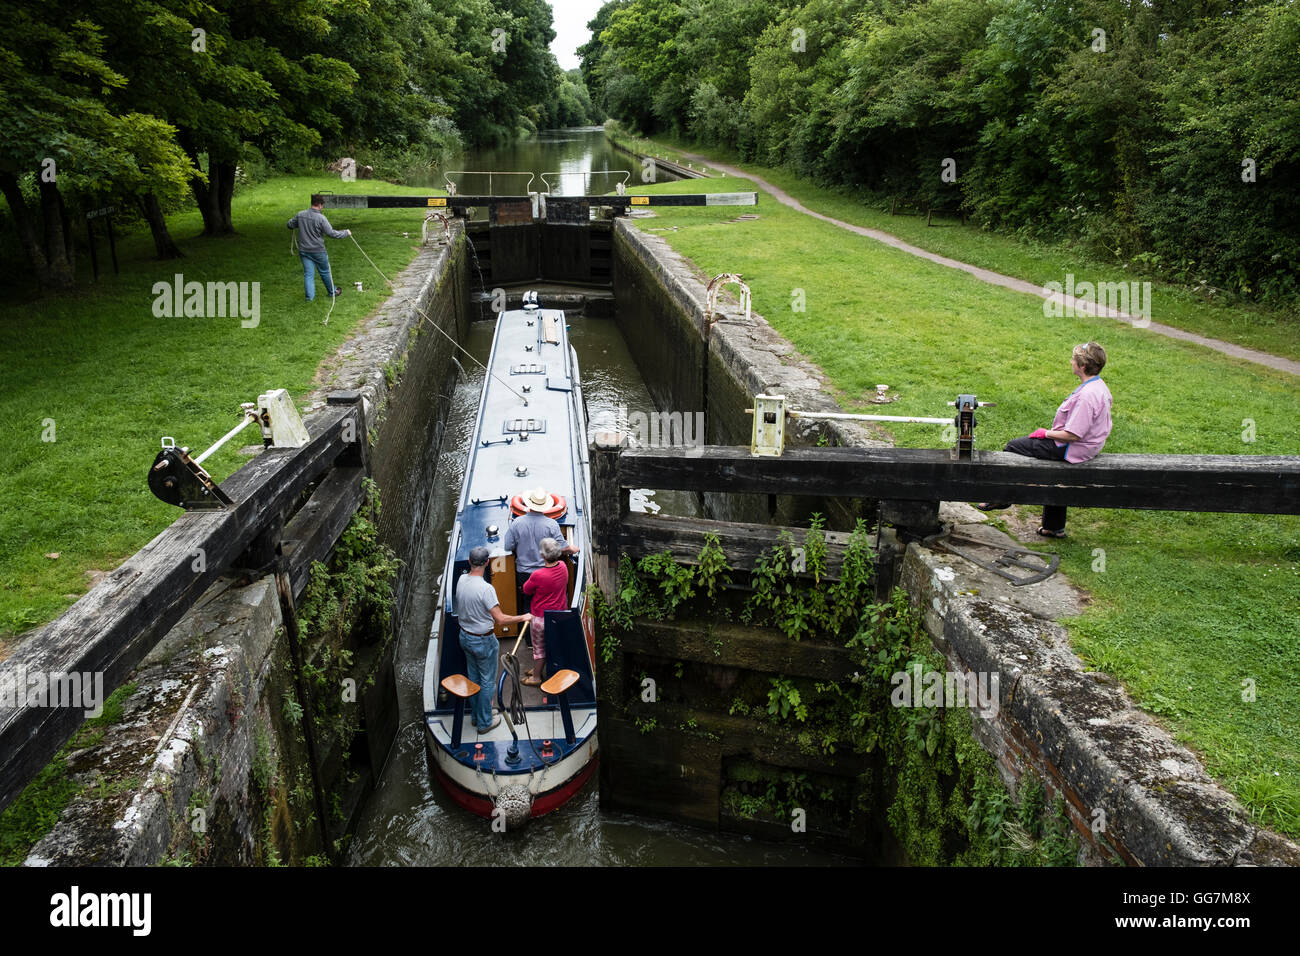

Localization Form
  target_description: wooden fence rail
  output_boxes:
[0,392,369,813]
[590,438,1300,598]
[605,445,1300,514]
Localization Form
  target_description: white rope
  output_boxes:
[347,231,531,406]
[323,276,338,325]
[350,232,391,284]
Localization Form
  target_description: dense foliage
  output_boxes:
[584,0,1300,300]
[0,0,599,289]
[593,524,1081,865]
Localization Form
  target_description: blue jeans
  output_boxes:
[458,630,498,730]
[300,249,336,300]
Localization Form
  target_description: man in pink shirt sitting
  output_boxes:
[979,342,1113,538]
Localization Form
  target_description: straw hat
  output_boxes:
[525,487,556,512]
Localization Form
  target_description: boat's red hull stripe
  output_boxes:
[433,756,598,819]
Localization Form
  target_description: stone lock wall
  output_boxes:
[612,220,884,531]
[903,542,1300,866]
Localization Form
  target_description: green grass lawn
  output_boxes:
[623,173,1300,837]
[622,131,1300,363]
[0,175,437,642]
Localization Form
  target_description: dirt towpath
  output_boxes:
[679,151,1300,378]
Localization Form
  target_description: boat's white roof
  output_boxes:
[456,307,586,544]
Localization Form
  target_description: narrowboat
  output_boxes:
[422,291,597,823]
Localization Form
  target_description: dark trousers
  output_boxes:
[515,571,533,613]
[1004,437,1068,531]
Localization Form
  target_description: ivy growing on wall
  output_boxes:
[593,516,1079,866]
[296,478,399,746]
[284,478,399,855]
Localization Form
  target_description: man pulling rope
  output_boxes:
[287,193,351,304]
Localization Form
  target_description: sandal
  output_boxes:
[1037,527,1067,538]
[522,677,543,687]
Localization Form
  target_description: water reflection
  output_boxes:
[408,126,678,194]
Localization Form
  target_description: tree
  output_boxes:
[188,0,356,235]
[1135,1,1300,296]
[556,71,600,127]
[492,0,562,132]
[327,0,442,152]
[94,0,356,237]
[577,0,631,111]
[679,0,776,103]
[744,0,868,172]
[86,0,215,257]
[419,0,512,146]
[0,4,195,285]
[828,0,992,201]
[598,0,689,132]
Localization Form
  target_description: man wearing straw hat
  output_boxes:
[504,487,578,619]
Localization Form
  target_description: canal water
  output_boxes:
[346,129,855,866]
[407,125,675,194]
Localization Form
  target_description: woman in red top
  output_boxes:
[521,537,569,686]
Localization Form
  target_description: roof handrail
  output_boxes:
[443,170,536,196]
[539,169,632,195]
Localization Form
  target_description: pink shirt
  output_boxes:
[523,562,569,616]
[1053,377,1112,463]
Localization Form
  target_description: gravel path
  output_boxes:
[679,151,1300,378]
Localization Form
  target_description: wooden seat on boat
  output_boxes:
[541,669,580,745]
[441,674,481,698]
[540,669,579,696]
[441,674,483,750]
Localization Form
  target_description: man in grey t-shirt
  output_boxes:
[454,546,531,732]
[287,194,351,302]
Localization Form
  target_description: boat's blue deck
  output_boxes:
[433,726,592,775]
